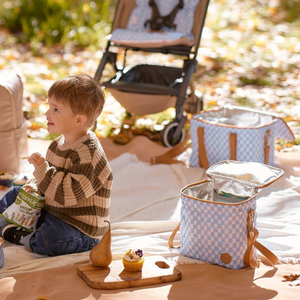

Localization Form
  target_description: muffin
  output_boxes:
[122,249,144,272]
[0,171,17,187]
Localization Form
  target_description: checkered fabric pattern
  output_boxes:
[127,0,199,34]
[111,0,199,45]
[111,29,194,45]
[273,118,294,140]
[189,111,294,168]
[180,192,257,269]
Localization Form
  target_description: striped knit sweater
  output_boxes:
[32,131,113,239]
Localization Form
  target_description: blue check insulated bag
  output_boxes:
[169,161,282,269]
[189,105,294,169]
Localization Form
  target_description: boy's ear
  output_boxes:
[75,114,87,127]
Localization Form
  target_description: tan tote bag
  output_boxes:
[0,71,29,174]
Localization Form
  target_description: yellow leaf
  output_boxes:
[283,116,294,122]
[95,131,102,138]
[82,3,90,13]
[30,122,43,130]
[207,100,218,107]
[7,53,16,60]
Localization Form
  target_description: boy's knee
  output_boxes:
[29,224,94,256]
[29,228,71,256]
[29,220,69,254]
[0,186,21,212]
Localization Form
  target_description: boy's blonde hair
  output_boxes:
[48,74,105,127]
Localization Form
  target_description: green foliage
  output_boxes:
[0,0,114,48]
[277,0,300,23]
[42,133,61,140]
[238,76,272,87]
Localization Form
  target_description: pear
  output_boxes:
[90,220,112,268]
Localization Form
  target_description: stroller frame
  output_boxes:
[94,0,210,147]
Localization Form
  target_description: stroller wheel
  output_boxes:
[161,121,186,147]
[184,93,204,114]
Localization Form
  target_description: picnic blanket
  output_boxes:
[0,136,300,299]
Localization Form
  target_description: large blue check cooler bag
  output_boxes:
[189,105,294,169]
[169,160,282,269]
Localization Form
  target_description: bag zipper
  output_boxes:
[247,209,255,231]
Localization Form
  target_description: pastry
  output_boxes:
[122,249,144,272]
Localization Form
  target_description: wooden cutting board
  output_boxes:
[78,255,181,290]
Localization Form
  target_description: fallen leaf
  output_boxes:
[282,274,300,282]
[37,295,52,300]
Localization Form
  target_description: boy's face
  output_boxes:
[46,97,78,135]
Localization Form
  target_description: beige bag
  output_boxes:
[0,71,28,174]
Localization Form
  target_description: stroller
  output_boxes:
[95,0,210,147]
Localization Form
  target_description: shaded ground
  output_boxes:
[0,0,299,151]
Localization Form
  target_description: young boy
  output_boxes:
[0,74,113,256]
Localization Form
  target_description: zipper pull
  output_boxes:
[264,130,271,164]
[247,209,255,231]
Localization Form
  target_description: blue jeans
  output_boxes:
[0,187,99,256]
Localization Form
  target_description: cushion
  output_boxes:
[111,28,194,46]
[127,0,200,34]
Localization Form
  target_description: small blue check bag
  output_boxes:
[189,105,294,169]
[169,161,282,269]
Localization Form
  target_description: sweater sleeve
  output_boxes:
[33,143,112,207]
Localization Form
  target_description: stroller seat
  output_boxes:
[110,0,199,48]
[110,29,194,48]
[95,0,210,147]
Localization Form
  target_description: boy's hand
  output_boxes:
[23,186,33,193]
[28,152,45,169]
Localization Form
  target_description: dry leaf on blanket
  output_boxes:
[282,274,300,282]
[37,295,52,300]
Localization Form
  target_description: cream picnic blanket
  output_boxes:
[0,137,299,279]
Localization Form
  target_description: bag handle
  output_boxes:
[168,222,181,249]
[243,229,278,268]
[150,135,191,165]
[229,130,273,165]
[229,133,237,160]
[197,127,209,169]
[243,209,278,268]
[264,130,271,164]
[197,128,237,169]
[197,128,273,167]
